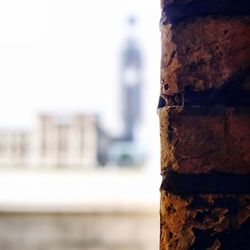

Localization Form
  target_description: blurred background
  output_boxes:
[0,0,161,249]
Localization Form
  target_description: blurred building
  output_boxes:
[0,16,145,168]
[32,114,98,167]
[121,16,142,141]
[106,16,145,166]
[0,130,30,166]
[0,114,100,168]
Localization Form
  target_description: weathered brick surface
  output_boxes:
[161,16,250,96]
[160,106,250,174]
[160,191,250,250]
[159,0,250,248]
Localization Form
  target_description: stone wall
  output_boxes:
[0,213,159,250]
[159,0,250,249]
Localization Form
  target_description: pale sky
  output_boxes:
[0,0,161,136]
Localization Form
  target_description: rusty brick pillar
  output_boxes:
[159,0,250,249]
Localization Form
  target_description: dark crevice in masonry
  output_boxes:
[191,228,215,249]
[159,73,250,108]
[189,195,245,213]
[184,72,250,107]
[184,86,250,107]
[171,105,250,116]
[192,197,240,221]
[158,96,166,109]
[191,219,250,250]
[160,73,250,108]
[161,171,250,195]
[158,94,183,108]
[161,0,250,24]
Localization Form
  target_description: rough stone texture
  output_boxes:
[159,0,250,248]
[161,16,250,96]
[160,106,250,174]
[160,191,250,250]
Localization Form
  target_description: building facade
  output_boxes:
[33,114,98,167]
[0,130,29,166]
[0,114,99,168]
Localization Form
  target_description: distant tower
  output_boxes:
[121,16,143,141]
